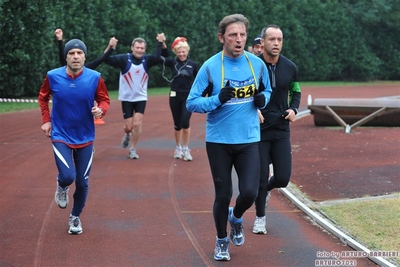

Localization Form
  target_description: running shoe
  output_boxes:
[121,132,131,148]
[54,181,69,209]
[68,215,83,235]
[228,207,245,246]
[129,148,139,159]
[173,147,182,159]
[214,237,230,261]
[182,148,193,161]
[252,216,267,234]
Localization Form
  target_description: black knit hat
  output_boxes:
[64,39,87,58]
[253,34,261,46]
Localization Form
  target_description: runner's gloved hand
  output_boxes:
[254,89,266,107]
[218,81,235,104]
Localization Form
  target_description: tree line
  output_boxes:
[0,0,399,97]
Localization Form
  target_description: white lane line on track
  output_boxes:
[168,161,214,267]
[33,200,55,267]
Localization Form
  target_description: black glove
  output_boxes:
[254,89,265,107]
[218,81,235,104]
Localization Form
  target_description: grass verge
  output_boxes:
[320,194,400,265]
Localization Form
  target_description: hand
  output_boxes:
[218,81,234,104]
[284,109,296,122]
[109,37,118,50]
[257,109,264,124]
[156,33,166,43]
[91,106,103,119]
[254,89,265,107]
[54,28,63,41]
[41,122,52,137]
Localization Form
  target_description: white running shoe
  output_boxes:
[55,181,69,209]
[182,148,193,161]
[252,216,267,234]
[173,147,182,159]
[68,215,83,235]
[129,148,139,159]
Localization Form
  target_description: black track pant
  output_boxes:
[255,138,292,217]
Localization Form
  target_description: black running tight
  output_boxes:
[206,142,260,238]
[255,138,292,217]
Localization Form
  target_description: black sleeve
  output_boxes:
[85,49,113,70]
[161,45,169,58]
[104,53,129,70]
[58,40,66,66]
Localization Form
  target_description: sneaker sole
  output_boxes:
[252,229,267,234]
[68,229,83,235]
[214,255,230,261]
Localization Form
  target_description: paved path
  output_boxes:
[0,84,398,266]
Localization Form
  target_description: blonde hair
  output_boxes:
[171,37,190,54]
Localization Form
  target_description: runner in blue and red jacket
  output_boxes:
[39,39,110,235]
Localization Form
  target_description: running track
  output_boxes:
[0,84,399,266]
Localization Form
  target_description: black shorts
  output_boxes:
[121,101,146,119]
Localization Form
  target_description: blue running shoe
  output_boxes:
[228,207,245,246]
[214,237,230,261]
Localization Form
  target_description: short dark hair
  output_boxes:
[260,24,281,39]
[218,14,249,36]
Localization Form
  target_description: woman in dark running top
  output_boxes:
[160,36,198,161]
[253,24,301,235]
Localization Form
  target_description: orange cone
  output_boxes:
[94,118,105,125]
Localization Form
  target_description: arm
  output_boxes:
[259,67,272,109]
[54,28,66,66]
[157,32,169,58]
[38,76,52,137]
[94,77,110,117]
[186,66,224,114]
[85,37,118,70]
[285,64,301,122]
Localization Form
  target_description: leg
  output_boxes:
[268,138,292,191]
[181,96,193,160]
[130,112,143,149]
[174,129,182,147]
[52,142,76,209]
[170,94,182,147]
[232,142,260,217]
[255,140,272,217]
[121,101,134,149]
[206,142,233,239]
[71,144,93,217]
[52,142,76,188]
